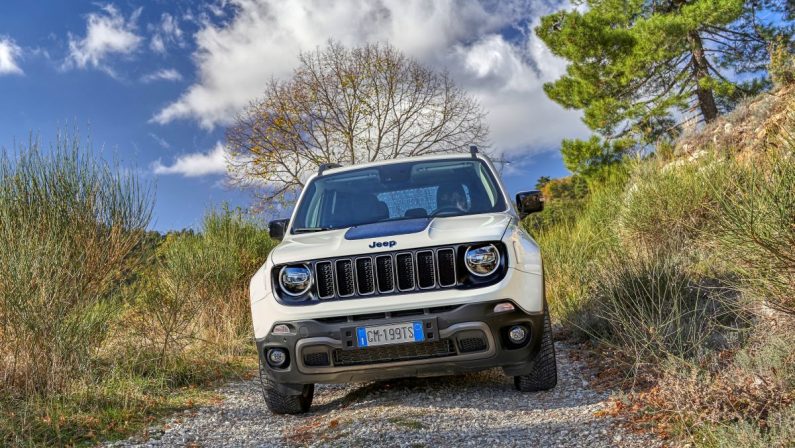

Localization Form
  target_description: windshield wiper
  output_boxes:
[292,226,334,233]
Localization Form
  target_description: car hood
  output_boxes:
[270,212,514,265]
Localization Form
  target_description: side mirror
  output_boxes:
[516,190,543,219]
[268,219,289,241]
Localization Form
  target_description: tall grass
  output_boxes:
[0,135,152,397]
[714,150,795,314]
[533,124,795,445]
[0,135,274,446]
[587,249,746,364]
[130,207,276,367]
[617,158,730,253]
[535,154,746,355]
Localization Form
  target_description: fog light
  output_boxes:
[267,348,287,367]
[508,326,527,343]
[493,302,515,313]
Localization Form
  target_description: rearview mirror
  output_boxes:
[516,190,543,218]
[268,219,289,241]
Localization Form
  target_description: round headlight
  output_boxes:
[279,265,312,296]
[464,244,500,277]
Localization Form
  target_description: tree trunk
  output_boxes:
[687,31,719,123]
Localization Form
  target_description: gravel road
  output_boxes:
[109,343,662,447]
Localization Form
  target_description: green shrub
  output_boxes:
[617,156,730,253]
[530,175,625,327]
[532,154,759,360]
[715,150,795,314]
[0,135,152,397]
[636,333,795,448]
[131,207,275,366]
[701,405,795,448]
[523,197,586,234]
[587,249,746,364]
[0,136,274,445]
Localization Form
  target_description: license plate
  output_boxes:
[356,321,425,348]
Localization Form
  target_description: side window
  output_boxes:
[293,183,318,228]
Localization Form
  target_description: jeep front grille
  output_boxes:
[313,246,458,301]
[273,243,508,304]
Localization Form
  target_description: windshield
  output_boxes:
[291,159,507,232]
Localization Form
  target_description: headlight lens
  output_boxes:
[464,244,500,276]
[279,265,312,296]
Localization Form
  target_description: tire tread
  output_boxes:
[259,361,314,414]
[514,307,558,392]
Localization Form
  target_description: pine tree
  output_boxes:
[535,176,552,190]
[537,0,794,146]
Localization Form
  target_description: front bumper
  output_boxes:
[256,300,544,393]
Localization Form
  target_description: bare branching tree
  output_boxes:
[226,41,488,207]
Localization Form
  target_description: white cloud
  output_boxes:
[0,36,24,75]
[152,142,228,177]
[148,132,171,149]
[64,5,142,75]
[141,68,183,83]
[149,12,184,54]
[448,30,587,153]
[153,0,588,156]
[150,35,165,54]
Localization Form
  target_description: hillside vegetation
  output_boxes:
[527,84,795,446]
[0,137,274,446]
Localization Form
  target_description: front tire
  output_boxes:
[259,360,314,414]
[514,305,557,392]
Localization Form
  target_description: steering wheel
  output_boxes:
[431,206,462,217]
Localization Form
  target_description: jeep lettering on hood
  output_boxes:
[369,240,397,249]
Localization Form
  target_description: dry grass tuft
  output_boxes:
[0,135,152,397]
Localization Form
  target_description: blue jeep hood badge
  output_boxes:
[344,217,431,240]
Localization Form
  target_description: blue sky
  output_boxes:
[0,1,587,231]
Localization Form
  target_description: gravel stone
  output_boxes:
[106,343,662,447]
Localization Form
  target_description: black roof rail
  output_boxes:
[470,145,479,158]
[318,163,342,175]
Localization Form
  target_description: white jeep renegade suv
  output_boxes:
[249,149,556,414]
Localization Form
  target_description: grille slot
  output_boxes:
[458,337,488,353]
[436,248,457,287]
[375,255,395,292]
[316,315,348,324]
[335,260,355,297]
[303,352,330,367]
[416,251,435,289]
[332,339,456,366]
[428,305,461,314]
[395,253,416,290]
[355,257,375,295]
[315,261,335,299]
[390,308,425,318]
[352,312,387,321]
